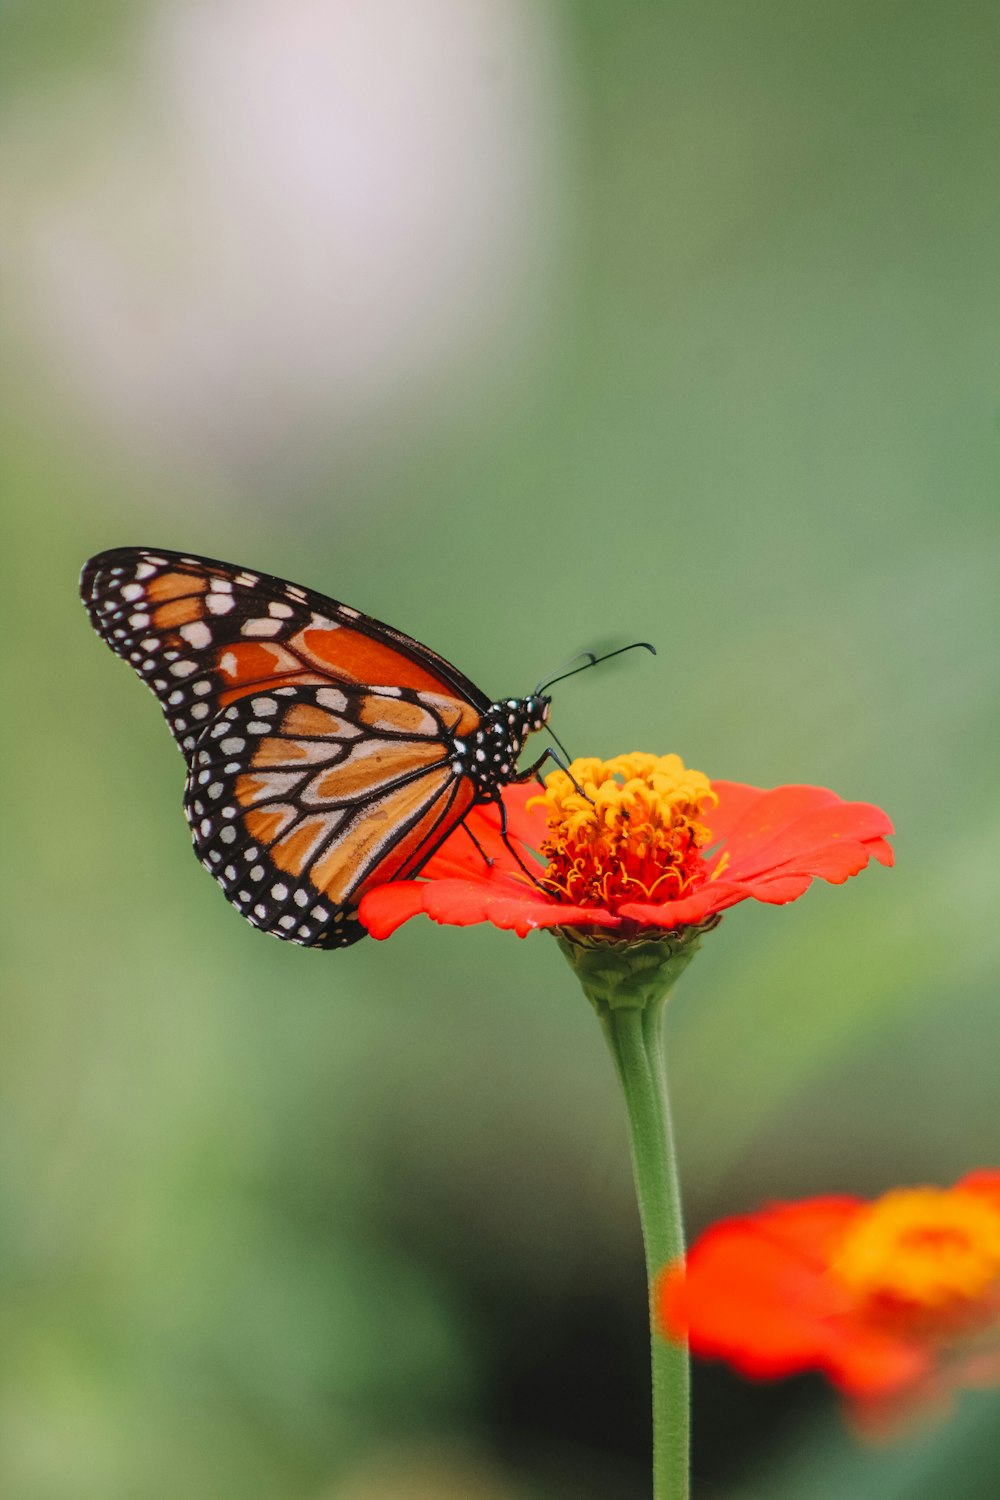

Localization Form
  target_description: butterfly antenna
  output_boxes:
[534,649,597,691]
[534,640,656,696]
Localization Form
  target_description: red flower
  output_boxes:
[657,1173,1000,1426]
[359,752,893,941]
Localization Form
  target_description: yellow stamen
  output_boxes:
[833,1187,1000,1309]
[528,752,717,908]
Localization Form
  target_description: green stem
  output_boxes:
[600,998,689,1500]
[556,930,700,1497]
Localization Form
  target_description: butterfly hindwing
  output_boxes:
[81,547,490,763]
[185,684,479,947]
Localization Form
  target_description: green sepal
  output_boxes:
[552,924,709,1013]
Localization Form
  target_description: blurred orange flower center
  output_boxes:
[529,753,716,907]
[832,1187,1000,1309]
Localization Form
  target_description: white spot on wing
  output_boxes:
[316,688,348,711]
[242,617,283,637]
[207,594,235,615]
[180,621,212,648]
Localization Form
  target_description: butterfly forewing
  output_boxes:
[80,547,489,762]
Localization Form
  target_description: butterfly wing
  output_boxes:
[81,547,490,760]
[186,685,478,948]
[81,547,492,948]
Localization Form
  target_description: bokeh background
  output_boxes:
[4,2,1000,1495]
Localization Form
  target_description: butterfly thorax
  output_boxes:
[452,695,551,796]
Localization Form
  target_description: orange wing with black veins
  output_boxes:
[81,547,488,761]
[186,685,477,948]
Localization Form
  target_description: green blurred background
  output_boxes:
[4,2,1000,1495]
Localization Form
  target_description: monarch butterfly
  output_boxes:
[81,547,565,949]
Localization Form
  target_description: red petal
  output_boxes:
[824,1332,932,1397]
[620,882,751,929]
[867,836,895,868]
[624,785,892,927]
[701,781,771,844]
[659,1201,855,1375]
[958,1170,1000,1211]
[659,1198,930,1395]
[419,795,542,881]
[358,880,431,938]
[499,782,550,848]
[716,786,894,884]
[360,871,619,939]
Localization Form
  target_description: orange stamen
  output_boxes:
[833,1187,1000,1310]
[528,753,716,908]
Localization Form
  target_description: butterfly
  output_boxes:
[81,548,554,949]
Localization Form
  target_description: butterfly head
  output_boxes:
[523,693,551,731]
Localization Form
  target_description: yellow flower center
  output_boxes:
[833,1188,1000,1310]
[528,752,717,908]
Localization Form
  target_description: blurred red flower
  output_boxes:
[657,1173,1000,1429]
[359,753,893,941]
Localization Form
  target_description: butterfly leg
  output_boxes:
[517,747,592,802]
[493,794,548,891]
[459,820,495,871]
[515,747,559,783]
